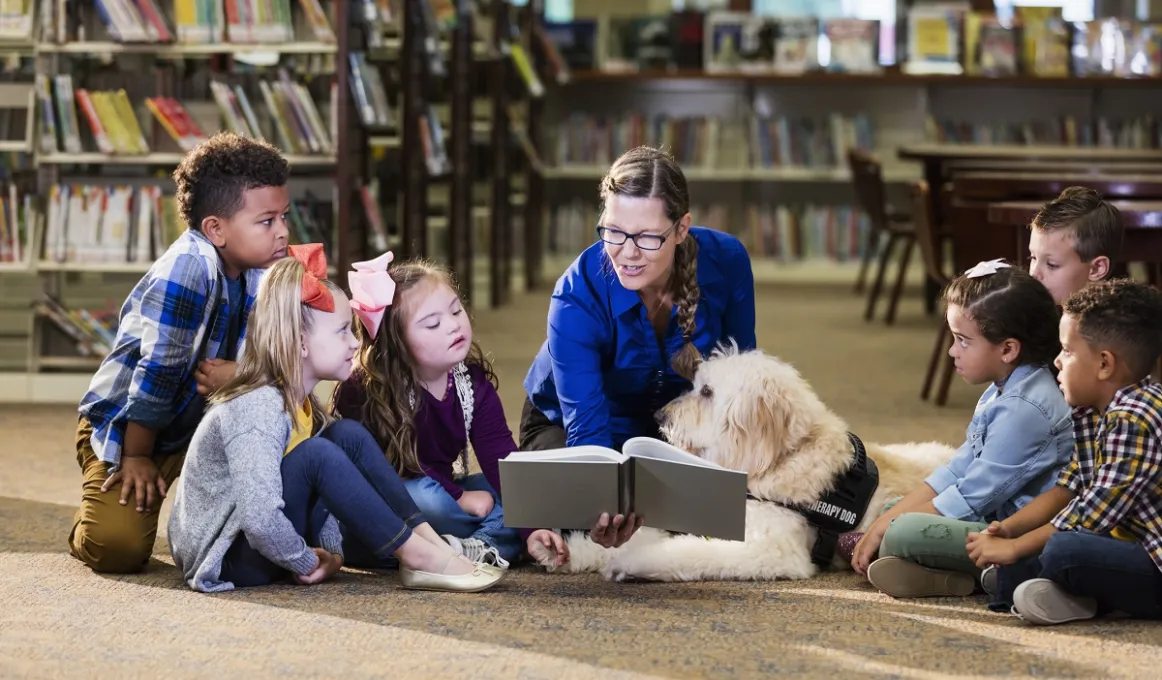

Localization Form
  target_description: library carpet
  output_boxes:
[2,280,1161,679]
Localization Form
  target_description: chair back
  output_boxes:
[911,180,949,287]
[847,148,888,233]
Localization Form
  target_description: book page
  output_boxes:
[622,437,723,469]
[505,445,626,464]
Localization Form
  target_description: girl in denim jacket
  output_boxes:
[849,260,1074,598]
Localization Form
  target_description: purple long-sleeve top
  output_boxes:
[333,364,518,505]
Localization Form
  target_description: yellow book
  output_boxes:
[91,92,133,154]
[112,90,149,154]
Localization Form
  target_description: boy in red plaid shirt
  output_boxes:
[966,279,1162,625]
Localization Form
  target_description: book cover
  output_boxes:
[823,19,881,74]
[499,437,748,541]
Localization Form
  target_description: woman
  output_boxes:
[520,145,757,562]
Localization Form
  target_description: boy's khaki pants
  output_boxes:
[67,418,186,574]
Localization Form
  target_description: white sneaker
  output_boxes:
[442,534,510,569]
[1012,578,1098,625]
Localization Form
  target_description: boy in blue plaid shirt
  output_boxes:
[68,133,293,574]
[966,279,1162,625]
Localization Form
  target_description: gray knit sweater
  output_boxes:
[168,385,344,593]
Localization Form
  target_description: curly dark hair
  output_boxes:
[943,263,1061,366]
[1062,279,1162,380]
[172,132,289,231]
[1031,186,1124,263]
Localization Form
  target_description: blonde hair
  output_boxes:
[600,145,701,381]
[331,259,496,478]
[211,256,343,433]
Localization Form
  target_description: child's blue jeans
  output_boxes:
[990,529,1162,619]
[218,419,426,587]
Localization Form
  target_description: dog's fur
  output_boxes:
[528,345,957,582]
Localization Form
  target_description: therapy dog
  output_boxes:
[528,345,956,582]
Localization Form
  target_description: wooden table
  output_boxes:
[987,200,1162,267]
[899,145,1162,311]
[954,172,1162,201]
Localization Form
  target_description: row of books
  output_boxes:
[348,51,393,130]
[0,183,29,264]
[39,0,335,44]
[35,70,333,157]
[542,13,887,76]
[35,295,118,359]
[42,183,329,266]
[545,200,871,263]
[553,113,875,170]
[927,115,1162,149]
[543,9,1162,80]
[752,114,874,171]
[902,8,1162,79]
[553,114,735,170]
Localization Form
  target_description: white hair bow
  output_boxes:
[964,258,1012,278]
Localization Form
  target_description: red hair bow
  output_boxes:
[288,243,334,313]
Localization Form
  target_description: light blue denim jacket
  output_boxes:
[925,363,1073,522]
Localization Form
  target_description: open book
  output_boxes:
[498,437,748,541]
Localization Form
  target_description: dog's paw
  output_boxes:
[600,556,655,583]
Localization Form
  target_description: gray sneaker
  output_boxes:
[867,556,976,598]
[442,534,510,569]
[1012,578,1098,625]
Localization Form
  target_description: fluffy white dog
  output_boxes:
[529,345,957,582]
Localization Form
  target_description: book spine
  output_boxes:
[620,459,634,516]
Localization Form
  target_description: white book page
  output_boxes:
[506,445,627,464]
[623,437,725,469]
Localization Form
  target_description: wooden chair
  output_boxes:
[911,180,957,406]
[848,148,915,324]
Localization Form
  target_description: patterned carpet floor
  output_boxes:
[3,279,1160,678]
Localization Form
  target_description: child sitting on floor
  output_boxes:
[847,261,1074,599]
[332,257,524,569]
[1027,186,1123,305]
[967,279,1162,625]
[167,245,504,594]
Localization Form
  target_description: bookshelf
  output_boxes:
[536,6,1162,271]
[0,0,355,393]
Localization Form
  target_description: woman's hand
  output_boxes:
[527,529,569,568]
[456,490,495,518]
[589,512,642,549]
[851,517,890,575]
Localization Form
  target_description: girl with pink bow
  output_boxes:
[332,256,526,569]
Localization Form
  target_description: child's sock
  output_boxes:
[836,531,862,564]
[442,534,510,569]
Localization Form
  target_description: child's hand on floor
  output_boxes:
[102,455,166,512]
[456,490,494,518]
[195,359,237,396]
[966,531,1018,568]
[294,548,343,585]
[851,517,889,575]
[527,529,569,568]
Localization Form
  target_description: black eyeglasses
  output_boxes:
[595,220,678,251]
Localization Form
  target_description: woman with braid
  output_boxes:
[520,145,758,564]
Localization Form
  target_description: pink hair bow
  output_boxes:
[349,252,396,339]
